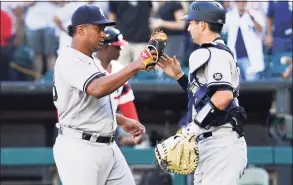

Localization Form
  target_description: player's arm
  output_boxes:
[86,60,143,99]
[116,126,143,146]
[60,42,159,99]
[209,86,233,110]
[192,55,234,126]
[116,113,145,136]
[58,53,151,99]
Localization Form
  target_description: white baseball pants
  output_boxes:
[53,134,136,185]
[193,129,247,185]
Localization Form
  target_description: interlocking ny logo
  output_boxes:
[99,8,105,18]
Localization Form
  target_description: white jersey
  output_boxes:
[188,40,240,135]
[53,47,117,135]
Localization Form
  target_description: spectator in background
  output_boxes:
[24,2,59,81]
[1,10,13,81]
[247,1,269,18]
[1,2,25,47]
[108,1,153,67]
[223,0,265,81]
[149,2,186,61]
[1,2,28,81]
[265,1,292,54]
[53,1,109,55]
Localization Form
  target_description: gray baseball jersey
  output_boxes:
[53,47,117,135]
[188,40,247,185]
[188,40,240,135]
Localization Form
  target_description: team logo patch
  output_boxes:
[213,73,222,81]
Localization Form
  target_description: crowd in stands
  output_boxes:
[1,1,292,83]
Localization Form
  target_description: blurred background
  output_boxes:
[0,1,292,185]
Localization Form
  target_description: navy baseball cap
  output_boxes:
[70,5,116,27]
[180,1,226,24]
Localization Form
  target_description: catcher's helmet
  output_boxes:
[103,27,128,47]
[180,1,226,24]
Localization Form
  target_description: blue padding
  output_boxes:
[274,147,293,165]
[247,147,273,164]
[2,147,292,166]
[1,147,292,185]
[1,147,54,165]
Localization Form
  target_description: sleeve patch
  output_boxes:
[213,73,223,81]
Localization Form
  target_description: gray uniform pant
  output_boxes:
[193,128,247,185]
[53,134,135,185]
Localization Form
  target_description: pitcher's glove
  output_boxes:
[154,131,199,175]
[139,29,168,71]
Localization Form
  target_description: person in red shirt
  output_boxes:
[1,10,13,46]
[1,9,13,81]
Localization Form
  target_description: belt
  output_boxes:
[195,127,236,143]
[59,126,115,144]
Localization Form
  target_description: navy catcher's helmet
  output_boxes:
[103,27,128,47]
[181,1,226,24]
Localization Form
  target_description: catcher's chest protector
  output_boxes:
[186,42,240,125]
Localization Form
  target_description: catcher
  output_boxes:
[52,5,167,185]
[155,2,248,185]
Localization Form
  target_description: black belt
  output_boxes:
[196,132,213,143]
[195,128,239,143]
[81,132,115,143]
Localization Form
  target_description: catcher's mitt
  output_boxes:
[154,132,199,175]
[139,29,168,71]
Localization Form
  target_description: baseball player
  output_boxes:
[52,5,159,185]
[94,27,143,146]
[158,1,248,185]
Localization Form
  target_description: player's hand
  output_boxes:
[120,117,146,137]
[157,53,184,80]
[134,49,159,71]
[133,134,144,144]
[138,30,168,71]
